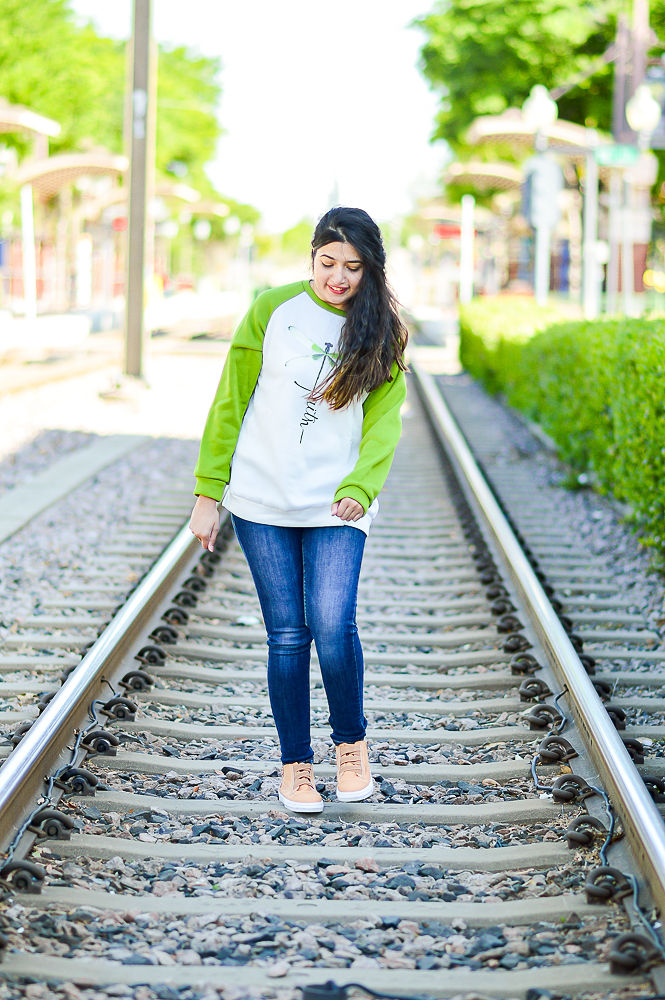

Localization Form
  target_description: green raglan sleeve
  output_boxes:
[193,298,267,501]
[333,362,407,512]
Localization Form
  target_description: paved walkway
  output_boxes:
[0,436,148,544]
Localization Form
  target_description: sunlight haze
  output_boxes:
[70,0,445,230]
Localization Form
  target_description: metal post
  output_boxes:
[534,225,551,306]
[459,194,474,304]
[612,15,631,141]
[606,170,621,313]
[582,149,600,319]
[632,0,649,95]
[124,0,153,378]
[622,176,635,315]
[20,184,37,322]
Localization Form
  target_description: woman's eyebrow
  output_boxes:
[320,254,362,264]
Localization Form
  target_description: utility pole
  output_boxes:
[124,0,154,378]
[459,195,475,304]
[612,15,631,141]
[608,1,652,312]
[632,0,650,96]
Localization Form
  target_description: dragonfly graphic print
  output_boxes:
[286,325,339,443]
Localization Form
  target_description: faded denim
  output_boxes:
[231,515,367,764]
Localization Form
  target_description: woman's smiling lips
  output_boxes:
[328,283,348,295]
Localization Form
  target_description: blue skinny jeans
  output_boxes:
[231,515,367,764]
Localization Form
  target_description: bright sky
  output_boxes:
[70,0,447,231]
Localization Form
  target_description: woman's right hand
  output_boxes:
[189,496,220,552]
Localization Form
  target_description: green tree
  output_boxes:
[0,0,223,186]
[156,45,221,182]
[0,0,124,154]
[416,0,641,156]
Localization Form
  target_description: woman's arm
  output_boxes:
[333,363,407,512]
[194,283,307,500]
[193,318,265,501]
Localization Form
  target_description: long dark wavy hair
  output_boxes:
[309,206,408,410]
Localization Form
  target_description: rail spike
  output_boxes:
[502,633,532,653]
[524,703,563,731]
[585,865,633,903]
[0,860,45,894]
[622,737,645,764]
[10,722,33,747]
[496,613,524,634]
[509,652,541,675]
[551,773,596,803]
[54,767,99,796]
[28,808,76,840]
[81,728,120,756]
[644,777,665,803]
[518,677,552,702]
[135,644,166,666]
[565,814,607,849]
[162,607,189,625]
[604,704,628,730]
[103,693,139,718]
[538,734,578,763]
[149,625,179,645]
[609,932,663,975]
[120,671,153,693]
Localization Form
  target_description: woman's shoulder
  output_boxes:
[251,280,308,317]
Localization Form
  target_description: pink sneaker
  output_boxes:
[278,761,323,813]
[335,740,374,801]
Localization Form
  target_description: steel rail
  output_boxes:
[412,360,665,915]
[0,519,207,849]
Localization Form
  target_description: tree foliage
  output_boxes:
[156,45,221,183]
[416,0,665,156]
[0,0,222,183]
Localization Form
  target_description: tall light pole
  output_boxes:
[459,194,475,304]
[624,85,660,314]
[582,137,601,319]
[124,0,154,378]
[522,86,561,306]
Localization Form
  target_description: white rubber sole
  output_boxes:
[336,777,374,802]
[278,790,324,813]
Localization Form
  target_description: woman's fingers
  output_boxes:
[207,516,219,551]
[332,497,364,521]
[189,500,220,551]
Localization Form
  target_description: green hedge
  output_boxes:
[459,297,665,553]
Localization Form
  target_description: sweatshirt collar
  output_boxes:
[303,280,346,316]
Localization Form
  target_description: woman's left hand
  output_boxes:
[331,497,364,521]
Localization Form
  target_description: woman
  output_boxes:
[190,206,408,813]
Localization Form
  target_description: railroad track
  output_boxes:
[0,359,663,998]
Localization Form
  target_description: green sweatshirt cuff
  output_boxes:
[194,477,226,502]
[334,485,370,512]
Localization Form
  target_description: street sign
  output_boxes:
[594,144,640,167]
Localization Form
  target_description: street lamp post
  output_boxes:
[623,83,660,315]
[521,86,561,305]
[582,136,601,320]
[124,0,154,379]
[459,194,475,304]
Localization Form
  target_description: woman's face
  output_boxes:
[311,241,364,310]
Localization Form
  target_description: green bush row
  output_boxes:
[459,296,665,554]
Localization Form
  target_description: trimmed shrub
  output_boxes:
[459,298,665,554]
[458,296,573,394]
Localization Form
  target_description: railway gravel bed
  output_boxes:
[434,373,665,637]
[0,430,95,494]
[0,373,663,998]
[0,435,198,635]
